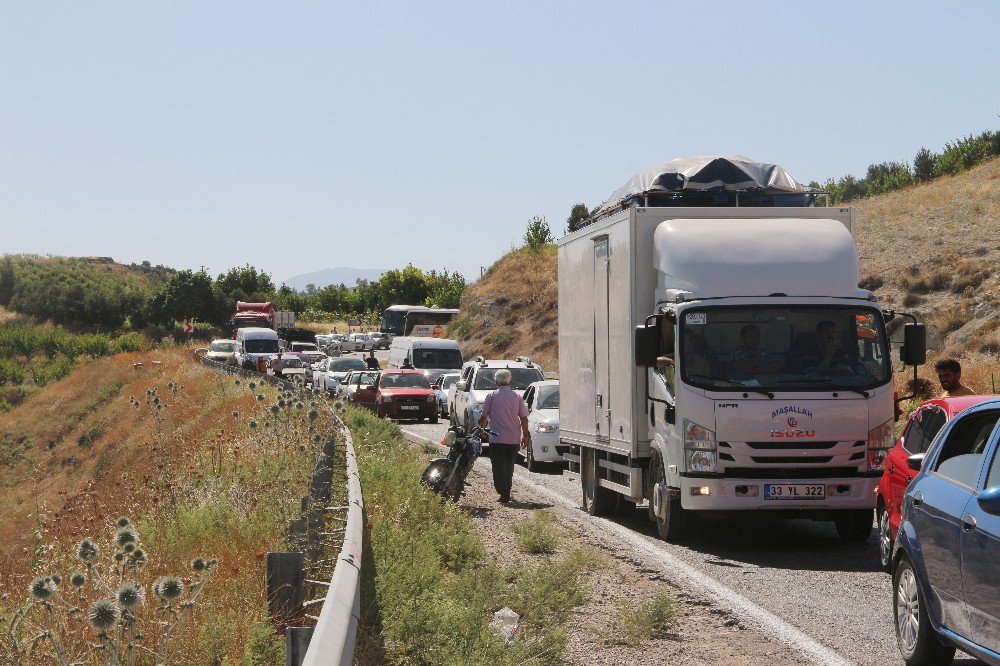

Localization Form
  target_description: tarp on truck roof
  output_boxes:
[592,155,816,217]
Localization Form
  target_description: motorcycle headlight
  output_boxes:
[444,431,456,447]
[536,422,556,433]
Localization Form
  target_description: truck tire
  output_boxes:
[581,447,614,516]
[650,452,688,542]
[834,509,874,543]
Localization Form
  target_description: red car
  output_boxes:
[363,370,439,422]
[876,395,996,571]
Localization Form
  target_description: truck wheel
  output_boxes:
[650,452,687,542]
[581,447,614,516]
[834,509,874,543]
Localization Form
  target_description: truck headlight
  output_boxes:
[684,419,716,450]
[536,423,556,433]
[686,450,717,473]
[381,394,393,403]
[426,394,437,403]
[866,419,894,471]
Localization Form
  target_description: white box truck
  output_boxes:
[558,156,926,543]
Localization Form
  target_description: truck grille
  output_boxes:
[743,441,838,450]
[750,456,832,464]
[723,467,862,479]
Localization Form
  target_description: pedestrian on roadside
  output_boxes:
[365,349,380,370]
[479,369,530,503]
[935,358,975,397]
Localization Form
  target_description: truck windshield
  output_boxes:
[679,306,890,391]
[412,349,463,369]
[245,339,279,353]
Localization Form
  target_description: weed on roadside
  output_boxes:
[602,591,678,646]
[513,510,561,554]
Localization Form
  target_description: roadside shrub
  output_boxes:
[0,359,25,386]
[950,262,990,294]
[603,591,678,645]
[902,293,922,307]
[523,215,554,250]
[858,274,884,291]
[513,511,561,554]
[486,330,511,350]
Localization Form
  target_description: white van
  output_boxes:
[235,327,280,369]
[387,336,463,384]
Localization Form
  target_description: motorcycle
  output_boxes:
[421,424,496,501]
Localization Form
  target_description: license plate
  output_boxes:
[764,484,825,500]
[400,405,419,411]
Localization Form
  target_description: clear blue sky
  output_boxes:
[2,2,998,284]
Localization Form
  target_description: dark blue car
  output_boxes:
[893,398,1000,665]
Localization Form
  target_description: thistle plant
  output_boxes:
[0,519,215,666]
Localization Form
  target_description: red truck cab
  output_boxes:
[876,394,996,571]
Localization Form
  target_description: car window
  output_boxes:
[921,408,947,453]
[933,410,1000,488]
[536,386,560,410]
[901,417,925,455]
[987,443,1000,489]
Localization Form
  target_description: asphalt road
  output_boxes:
[394,416,984,666]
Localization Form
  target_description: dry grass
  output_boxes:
[453,245,558,372]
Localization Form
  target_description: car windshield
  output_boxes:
[380,373,431,389]
[474,367,545,391]
[351,372,378,385]
[245,338,279,353]
[441,375,458,389]
[535,386,560,409]
[280,358,304,368]
[209,342,236,352]
[329,358,367,372]
[412,348,463,369]
[678,306,891,391]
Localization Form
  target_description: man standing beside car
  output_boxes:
[479,369,530,503]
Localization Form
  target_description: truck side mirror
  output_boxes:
[634,324,661,366]
[900,323,927,366]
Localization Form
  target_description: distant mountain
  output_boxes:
[281,267,386,291]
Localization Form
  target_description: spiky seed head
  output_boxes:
[114,528,138,549]
[308,409,319,421]
[51,574,61,585]
[190,557,206,572]
[167,382,174,389]
[29,577,53,600]
[298,444,307,452]
[232,411,239,418]
[249,421,258,429]
[248,381,256,389]
[88,599,119,631]
[152,396,160,405]
[156,404,162,412]
[130,549,148,568]
[312,434,322,443]
[114,553,124,562]
[234,379,241,386]
[116,517,131,529]
[153,576,183,601]
[77,539,99,562]
[256,394,265,402]
[70,572,86,587]
[269,405,280,415]
[277,399,286,408]
[207,558,218,569]
[116,583,144,610]
[123,543,135,553]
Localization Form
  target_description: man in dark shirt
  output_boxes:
[365,350,380,370]
[800,320,850,373]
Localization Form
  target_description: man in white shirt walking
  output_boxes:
[479,369,530,503]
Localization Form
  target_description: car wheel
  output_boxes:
[526,442,541,473]
[877,501,893,573]
[834,509,874,543]
[893,557,955,666]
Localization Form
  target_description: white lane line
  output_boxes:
[401,428,853,666]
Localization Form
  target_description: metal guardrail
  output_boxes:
[191,351,363,664]
[301,413,362,666]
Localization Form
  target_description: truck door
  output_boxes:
[594,237,611,441]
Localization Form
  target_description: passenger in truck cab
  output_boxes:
[723,324,782,375]
[935,357,975,397]
[796,320,851,374]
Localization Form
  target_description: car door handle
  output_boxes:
[890,464,895,474]
[962,513,977,532]
[906,476,912,482]
[912,492,923,507]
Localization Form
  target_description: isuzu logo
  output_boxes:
[770,428,816,438]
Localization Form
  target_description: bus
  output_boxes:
[380,305,460,337]
[404,308,459,336]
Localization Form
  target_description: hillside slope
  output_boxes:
[454,158,1000,380]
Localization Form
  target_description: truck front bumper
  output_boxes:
[679,475,879,511]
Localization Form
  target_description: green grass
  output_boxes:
[603,591,678,646]
[347,408,595,665]
[513,511,561,554]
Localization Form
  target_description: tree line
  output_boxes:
[0,256,465,330]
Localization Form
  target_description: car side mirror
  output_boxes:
[456,381,468,392]
[978,486,1000,516]
[900,323,927,366]
[906,453,925,472]
[634,324,661,367]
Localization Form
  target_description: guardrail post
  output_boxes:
[285,626,314,666]
[267,552,305,628]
